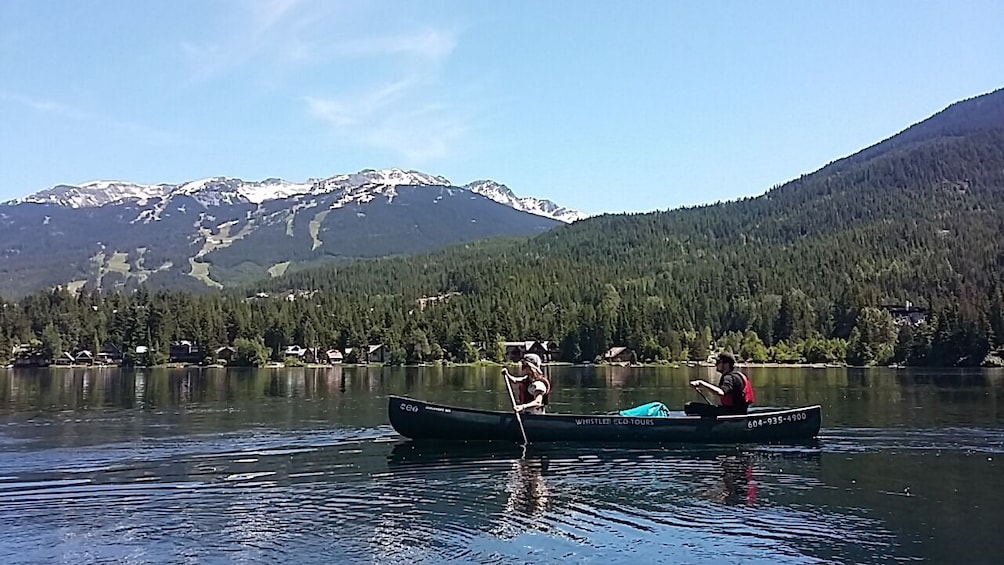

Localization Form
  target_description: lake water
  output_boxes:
[1,365,1002,564]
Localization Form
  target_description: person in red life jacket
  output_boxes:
[685,351,755,416]
[502,353,551,415]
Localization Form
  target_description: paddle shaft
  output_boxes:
[697,389,714,404]
[503,370,530,445]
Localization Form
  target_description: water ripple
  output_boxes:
[1,420,997,563]
[822,426,1004,454]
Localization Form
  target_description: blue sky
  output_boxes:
[1,1,1001,215]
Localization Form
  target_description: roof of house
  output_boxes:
[604,346,629,358]
[502,340,541,349]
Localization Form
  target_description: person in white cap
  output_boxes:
[502,353,551,414]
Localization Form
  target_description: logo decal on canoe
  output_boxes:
[574,417,654,426]
[399,403,451,414]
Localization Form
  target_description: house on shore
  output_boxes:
[11,344,52,367]
[170,341,204,364]
[215,346,236,364]
[344,344,389,364]
[880,302,928,326]
[502,340,559,362]
[53,352,76,366]
[97,344,123,365]
[74,350,95,365]
[603,346,635,363]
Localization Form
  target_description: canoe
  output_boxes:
[388,395,822,444]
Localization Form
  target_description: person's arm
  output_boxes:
[690,379,725,398]
[514,394,544,412]
[502,367,527,382]
[514,380,547,411]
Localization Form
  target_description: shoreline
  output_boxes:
[0,361,891,370]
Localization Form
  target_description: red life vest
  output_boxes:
[719,371,755,407]
[518,375,550,406]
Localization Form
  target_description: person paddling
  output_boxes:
[686,351,754,416]
[502,353,551,414]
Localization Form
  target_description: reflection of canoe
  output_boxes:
[388,395,822,444]
[386,440,822,469]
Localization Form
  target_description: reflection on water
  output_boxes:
[699,454,758,506]
[505,457,551,518]
[380,441,899,564]
[0,366,1003,563]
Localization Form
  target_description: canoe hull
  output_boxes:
[388,395,821,444]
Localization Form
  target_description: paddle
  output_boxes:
[690,380,714,404]
[696,389,714,404]
[501,368,530,446]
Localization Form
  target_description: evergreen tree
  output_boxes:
[39,323,62,360]
[233,338,269,367]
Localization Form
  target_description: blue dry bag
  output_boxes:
[618,401,670,418]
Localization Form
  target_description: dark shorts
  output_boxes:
[684,402,747,417]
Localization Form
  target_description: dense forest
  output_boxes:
[3,89,1004,368]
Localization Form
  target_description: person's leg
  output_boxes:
[684,402,722,417]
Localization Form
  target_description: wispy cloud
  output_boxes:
[179,1,474,162]
[0,91,176,144]
[0,91,90,121]
[180,2,457,80]
[359,104,470,162]
[296,11,469,162]
[332,29,457,60]
[306,78,416,127]
[179,0,325,82]
[306,73,475,162]
[250,0,303,33]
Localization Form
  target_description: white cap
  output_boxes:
[521,353,543,374]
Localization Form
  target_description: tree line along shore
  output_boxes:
[3,287,1001,369]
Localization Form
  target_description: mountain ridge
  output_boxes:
[0,168,579,296]
[7,168,586,223]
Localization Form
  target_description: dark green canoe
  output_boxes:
[388,395,822,444]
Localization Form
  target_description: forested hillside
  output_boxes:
[3,88,1003,367]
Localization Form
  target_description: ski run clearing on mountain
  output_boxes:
[9,168,586,224]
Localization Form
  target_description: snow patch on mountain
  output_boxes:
[15,180,171,208]
[7,168,584,223]
[465,180,586,223]
[312,169,451,195]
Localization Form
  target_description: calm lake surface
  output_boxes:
[1,365,1002,564]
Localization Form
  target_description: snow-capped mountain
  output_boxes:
[0,169,580,296]
[16,180,174,208]
[464,180,586,223]
[9,168,583,223]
